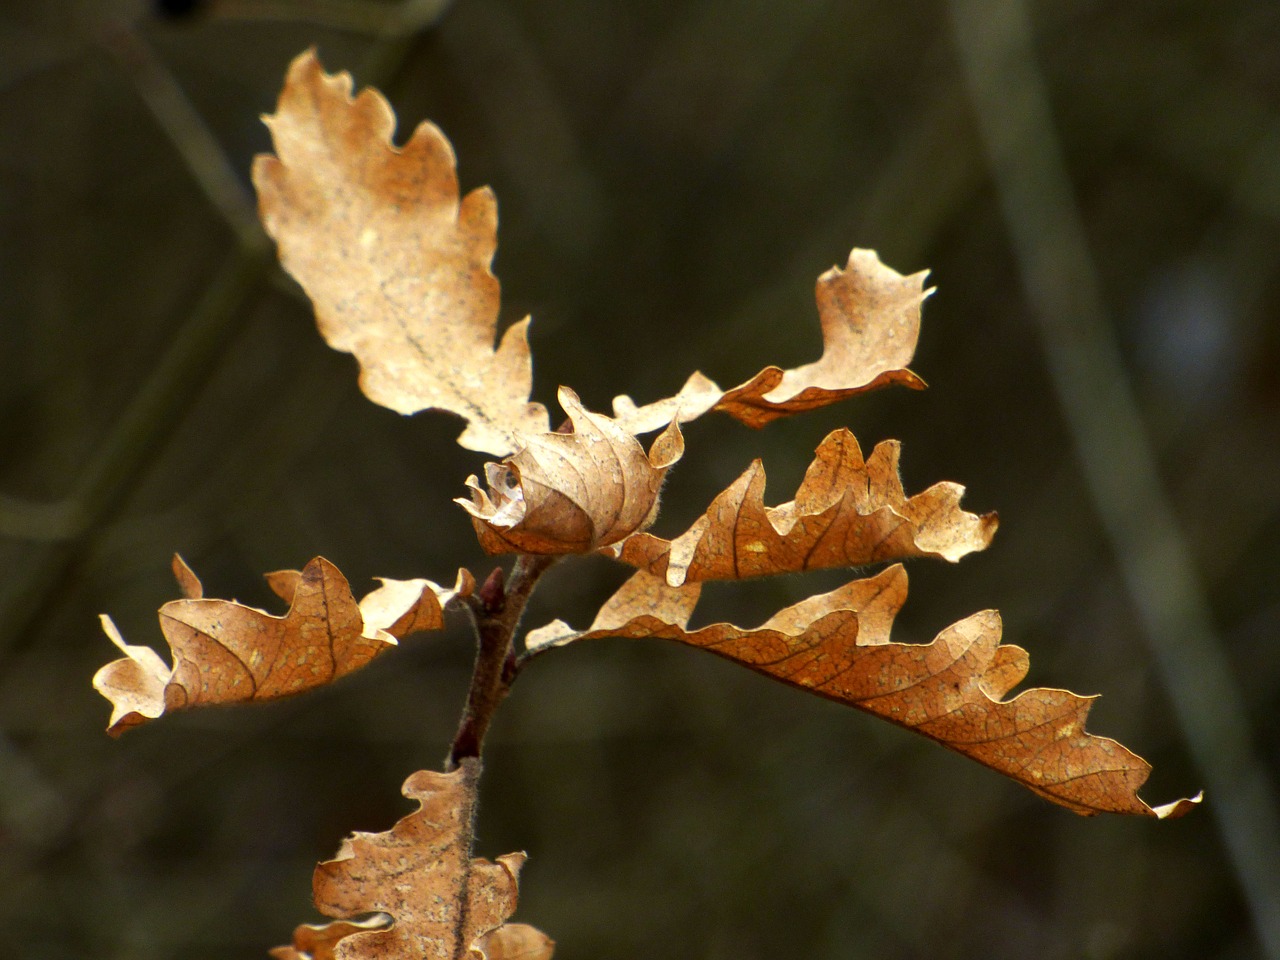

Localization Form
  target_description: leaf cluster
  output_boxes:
[92,50,1197,960]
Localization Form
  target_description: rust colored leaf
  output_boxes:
[458,387,684,555]
[610,428,997,584]
[171,553,202,599]
[611,249,928,434]
[273,761,543,960]
[527,566,1199,818]
[253,49,548,456]
[93,556,454,735]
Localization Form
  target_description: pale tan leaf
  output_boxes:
[93,556,456,735]
[265,568,469,637]
[360,566,477,634]
[527,566,1199,818]
[94,615,170,735]
[612,249,928,434]
[610,428,997,584]
[269,917,389,960]
[276,761,542,960]
[458,387,683,555]
[253,49,548,456]
[472,923,556,960]
[357,578,445,638]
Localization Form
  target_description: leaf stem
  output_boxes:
[446,553,557,770]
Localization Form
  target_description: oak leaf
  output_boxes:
[265,565,475,637]
[253,49,548,457]
[611,249,928,435]
[273,761,547,960]
[472,924,556,960]
[458,387,684,555]
[93,555,455,735]
[270,918,388,960]
[527,565,1199,818]
[610,428,997,584]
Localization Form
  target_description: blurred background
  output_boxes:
[2,0,1278,957]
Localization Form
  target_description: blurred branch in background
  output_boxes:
[212,0,450,36]
[101,24,262,245]
[0,248,268,647]
[948,1,1280,955]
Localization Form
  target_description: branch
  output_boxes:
[446,554,556,770]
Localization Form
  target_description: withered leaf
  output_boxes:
[253,49,548,456]
[611,249,928,434]
[458,387,684,555]
[273,761,544,960]
[270,918,388,960]
[472,924,556,960]
[274,921,554,960]
[610,428,997,584]
[527,566,1199,818]
[359,569,475,637]
[94,556,453,736]
[266,565,475,636]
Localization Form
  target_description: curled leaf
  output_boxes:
[611,428,997,584]
[93,615,170,733]
[253,49,548,456]
[612,249,928,434]
[273,761,544,960]
[267,566,475,635]
[360,568,476,634]
[269,918,388,960]
[472,924,556,960]
[458,387,684,555]
[527,566,1199,818]
[93,556,456,735]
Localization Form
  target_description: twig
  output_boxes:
[446,554,558,770]
[947,2,1280,955]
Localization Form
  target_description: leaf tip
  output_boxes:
[1151,791,1203,820]
[170,554,203,599]
[94,614,171,737]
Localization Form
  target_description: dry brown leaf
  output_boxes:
[171,553,203,599]
[472,924,556,960]
[272,761,543,960]
[457,387,684,555]
[266,566,475,636]
[253,49,547,457]
[270,918,389,960]
[527,566,1200,818]
[611,249,928,434]
[359,569,475,637]
[274,917,552,960]
[93,556,453,736]
[610,428,997,584]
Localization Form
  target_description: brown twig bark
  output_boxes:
[446,553,557,770]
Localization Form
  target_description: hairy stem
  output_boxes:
[446,553,557,770]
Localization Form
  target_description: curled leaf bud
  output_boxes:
[458,387,684,555]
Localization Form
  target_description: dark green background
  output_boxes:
[2,1,1278,957]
